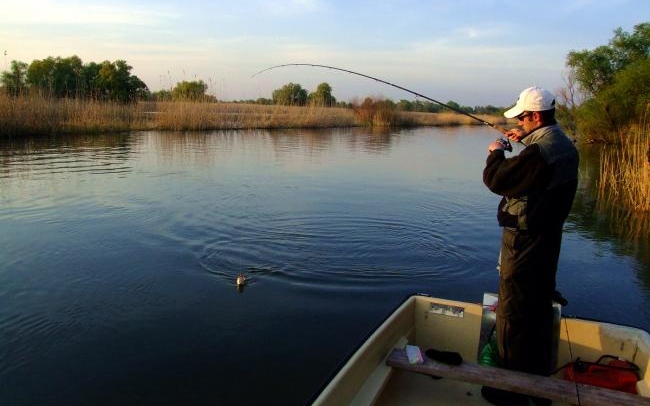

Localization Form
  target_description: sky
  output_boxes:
[1,0,648,107]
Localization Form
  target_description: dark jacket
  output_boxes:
[483,124,579,233]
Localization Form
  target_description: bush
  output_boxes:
[352,97,397,126]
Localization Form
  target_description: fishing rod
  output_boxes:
[251,63,509,135]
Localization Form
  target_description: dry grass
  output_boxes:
[146,101,357,130]
[0,94,147,136]
[598,111,650,215]
[0,93,507,136]
[398,111,505,127]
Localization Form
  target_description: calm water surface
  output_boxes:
[1,127,649,405]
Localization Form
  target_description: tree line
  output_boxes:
[1,54,506,114]
[237,82,503,114]
[1,56,148,102]
[0,55,220,103]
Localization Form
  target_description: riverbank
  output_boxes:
[0,95,507,136]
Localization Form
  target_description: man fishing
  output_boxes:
[482,86,579,406]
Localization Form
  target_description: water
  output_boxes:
[1,127,648,405]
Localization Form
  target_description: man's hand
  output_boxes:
[488,138,512,153]
[505,128,526,142]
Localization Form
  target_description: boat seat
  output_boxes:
[386,348,650,406]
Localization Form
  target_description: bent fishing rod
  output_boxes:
[252,63,508,135]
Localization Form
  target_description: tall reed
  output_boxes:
[147,101,357,130]
[0,93,147,136]
[1,93,507,136]
[598,109,650,214]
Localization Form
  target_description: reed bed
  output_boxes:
[0,93,507,137]
[398,111,504,127]
[0,94,148,136]
[598,113,650,215]
[146,101,357,130]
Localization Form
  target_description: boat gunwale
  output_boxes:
[305,293,422,406]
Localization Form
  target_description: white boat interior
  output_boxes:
[311,295,650,406]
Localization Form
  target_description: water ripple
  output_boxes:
[194,202,483,291]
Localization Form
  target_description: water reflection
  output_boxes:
[142,127,397,163]
[568,143,650,303]
[0,133,134,179]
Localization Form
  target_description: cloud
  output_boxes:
[454,26,504,40]
[0,0,176,26]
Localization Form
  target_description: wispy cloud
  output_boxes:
[0,0,176,26]
[454,26,504,40]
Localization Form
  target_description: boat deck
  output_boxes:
[375,370,571,406]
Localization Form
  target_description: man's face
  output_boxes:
[516,111,538,134]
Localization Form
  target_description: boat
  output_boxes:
[309,294,650,406]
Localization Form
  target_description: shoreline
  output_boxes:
[0,96,509,137]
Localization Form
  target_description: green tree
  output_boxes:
[474,105,502,115]
[21,55,148,101]
[26,56,83,97]
[272,82,307,106]
[565,23,650,139]
[151,89,173,101]
[397,99,413,111]
[255,97,273,105]
[445,100,464,113]
[567,23,650,97]
[307,82,336,106]
[1,60,28,96]
[96,60,148,102]
[80,61,102,98]
[172,80,208,100]
[576,58,650,138]
[25,57,56,96]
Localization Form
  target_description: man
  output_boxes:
[482,87,579,406]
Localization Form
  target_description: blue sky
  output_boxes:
[1,0,648,106]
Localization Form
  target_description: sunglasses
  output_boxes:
[516,112,534,121]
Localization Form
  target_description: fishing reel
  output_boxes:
[493,137,513,152]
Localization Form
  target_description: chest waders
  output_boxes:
[495,124,578,377]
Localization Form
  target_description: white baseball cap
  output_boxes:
[504,86,556,118]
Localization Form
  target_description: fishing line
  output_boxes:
[251,63,508,135]
[564,317,582,406]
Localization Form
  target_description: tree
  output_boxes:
[445,100,466,113]
[567,23,650,97]
[26,57,56,96]
[565,23,650,139]
[397,99,413,111]
[81,62,102,98]
[95,60,148,102]
[307,82,336,106]
[576,58,650,138]
[555,69,581,136]
[26,56,83,98]
[1,60,28,96]
[172,80,208,100]
[151,89,173,101]
[18,55,149,101]
[255,97,272,105]
[272,82,307,106]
